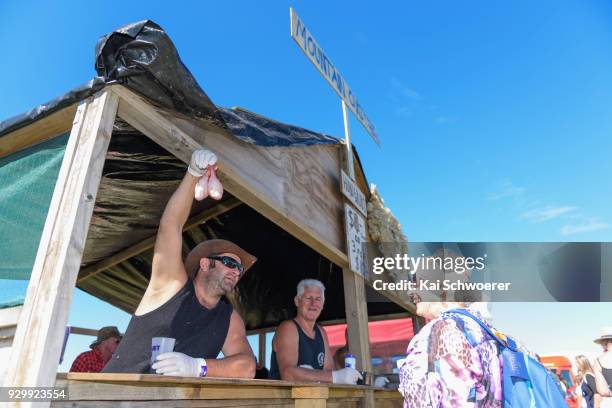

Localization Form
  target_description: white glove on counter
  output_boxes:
[188,149,217,177]
[152,351,205,377]
[332,367,362,384]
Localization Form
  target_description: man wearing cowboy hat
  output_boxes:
[103,149,256,378]
[70,326,121,372]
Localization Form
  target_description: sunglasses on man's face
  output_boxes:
[208,256,245,275]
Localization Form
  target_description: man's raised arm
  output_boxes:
[149,150,217,292]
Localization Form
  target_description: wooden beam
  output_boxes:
[411,315,425,335]
[3,90,118,403]
[69,326,102,337]
[0,306,22,329]
[77,197,241,283]
[339,144,372,375]
[111,85,348,269]
[342,270,372,373]
[337,115,375,408]
[0,104,77,159]
[258,332,266,368]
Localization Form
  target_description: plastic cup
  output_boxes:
[151,337,175,365]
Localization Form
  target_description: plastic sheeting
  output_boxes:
[0,134,69,281]
[219,108,338,147]
[0,20,341,149]
[0,135,69,308]
[0,78,106,137]
[95,20,224,128]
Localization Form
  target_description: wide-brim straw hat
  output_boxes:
[184,239,257,278]
[594,326,612,344]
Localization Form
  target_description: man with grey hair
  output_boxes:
[269,279,361,384]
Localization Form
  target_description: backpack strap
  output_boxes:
[443,308,518,352]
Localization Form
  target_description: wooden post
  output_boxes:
[3,90,118,407]
[258,332,266,369]
[412,314,425,335]
[292,386,328,408]
[341,101,355,181]
[339,100,374,408]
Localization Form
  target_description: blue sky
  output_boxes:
[1,0,611,370]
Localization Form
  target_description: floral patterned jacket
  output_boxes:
[398,308,503,408]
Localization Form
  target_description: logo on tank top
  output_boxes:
[318,352,325,367]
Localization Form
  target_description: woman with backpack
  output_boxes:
[398,295,570,407]
[398,267,504,408]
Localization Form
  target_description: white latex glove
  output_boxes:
[298,364,314,370]
[332,367,362,384]
[188,149,217,177]
[151,351,205,377]
[374,376,390,388]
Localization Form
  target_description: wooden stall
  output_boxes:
[0,23,410,407]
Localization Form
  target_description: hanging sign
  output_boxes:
[344,203,367,277]
[290,8,380,145]
[341,170,367,216]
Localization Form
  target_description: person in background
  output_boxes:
[575,355,598,408]
[70,326,121,373]
[332,326,390,388]
[333,328,349,369]
[593,327,612,407]
[269,279,361,384]
[574,371,585,408]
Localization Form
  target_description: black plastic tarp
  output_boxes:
[0,20,340,148]
[219,108,338,147]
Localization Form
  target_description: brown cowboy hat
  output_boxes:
[184,239,257,278]
[90,326,122,348]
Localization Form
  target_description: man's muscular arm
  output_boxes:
[206,311,256,378]
[274,321,333,382]
[139,150,217,313]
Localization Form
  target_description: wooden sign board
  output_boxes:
[290,7,380,145]
[344,203,367,277]
[341,170,367,216]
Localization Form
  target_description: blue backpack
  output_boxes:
[444,309,569,408]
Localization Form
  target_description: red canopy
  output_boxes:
[323,318,414,348]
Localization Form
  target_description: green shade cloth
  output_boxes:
[0,134,68,307]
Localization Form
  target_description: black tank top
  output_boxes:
[601,367,612,387]
[103,279,233,373]
[269,320,325,379]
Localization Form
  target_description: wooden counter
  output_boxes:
[53,373,403,408]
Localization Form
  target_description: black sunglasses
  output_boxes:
[209,256,244,274]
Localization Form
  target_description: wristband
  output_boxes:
[197,358,208,377]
